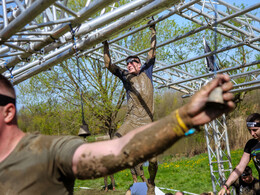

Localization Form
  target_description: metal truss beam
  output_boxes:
[0,1,259,194]
[0,0,56,44]
[0,0,122,72]
[10,0,182,84]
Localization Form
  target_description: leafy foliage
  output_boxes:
[18,56,125,136]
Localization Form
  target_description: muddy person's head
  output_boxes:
[126,56,141,74]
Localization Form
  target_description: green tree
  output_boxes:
[18,55,125,136]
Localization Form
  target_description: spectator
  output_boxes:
[232,166,260,195]
[218,113,260,195]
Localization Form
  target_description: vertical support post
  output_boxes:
[205,115,234,194]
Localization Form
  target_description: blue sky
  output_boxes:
[230,0,259,7]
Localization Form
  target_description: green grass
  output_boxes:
[75,148,257,194]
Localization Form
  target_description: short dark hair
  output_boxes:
[0,74,16,98]
[126,56,141,63]
[246,113,260,123]
[242,166,252,176]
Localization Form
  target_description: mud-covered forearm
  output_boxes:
[75,110,189,179]
[103,41,111,69]
[103,41,119,75]
[147,25,156,61]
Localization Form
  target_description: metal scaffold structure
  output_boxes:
[0,0,259,193]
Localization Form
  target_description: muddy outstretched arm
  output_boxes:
[72,74,234,179]
[147,24,156,62]
[103,41,120,75]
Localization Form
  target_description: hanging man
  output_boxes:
[103,23,157,191]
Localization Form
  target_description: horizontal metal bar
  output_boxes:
[233,79,260,88]
[1,0,119,72]
[154,74,195,92]
[153,78,189,94]
[230,69,260,80]
[188,6,255,38]
[54,2,78,17]
[0,0,15,5]
[11,0,182,84]
[197,2,260,34]
[178,11,260,52]
[218,0,260,23]
[5,38,45,42]
[69,0,200,61]
[231,84,260,93]
[112,2,260,66]
[20,17,75,31]
[16,32,54,35]
[5,43,73,77]
[161,59,260,86]
[216,3,260,25]
[110,43,200,79]
[65,0,154,40]
[0,51,25,57]
[3,42,27,52]
[154,36,260,74]
[0,0,56,44]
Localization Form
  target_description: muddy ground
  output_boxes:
[75,188,124,195]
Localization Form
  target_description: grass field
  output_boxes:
[75,148,256,194]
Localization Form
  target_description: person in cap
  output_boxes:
[0,73,235,194]
[218,113,260,195]
[103,23,157,188]
[232,166,260,195]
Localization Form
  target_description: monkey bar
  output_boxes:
[0,0,259,193]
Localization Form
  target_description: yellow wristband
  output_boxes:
[176,109,188,132]
[172,110,189,136]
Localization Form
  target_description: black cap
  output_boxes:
[241,166,252,177]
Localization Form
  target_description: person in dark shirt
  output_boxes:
[219,113,260,195]
[232,166,260,195]
[103,24,157,187]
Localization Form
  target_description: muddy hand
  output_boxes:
[179,74,235,128]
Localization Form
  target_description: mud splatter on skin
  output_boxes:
[76,111,186,179]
